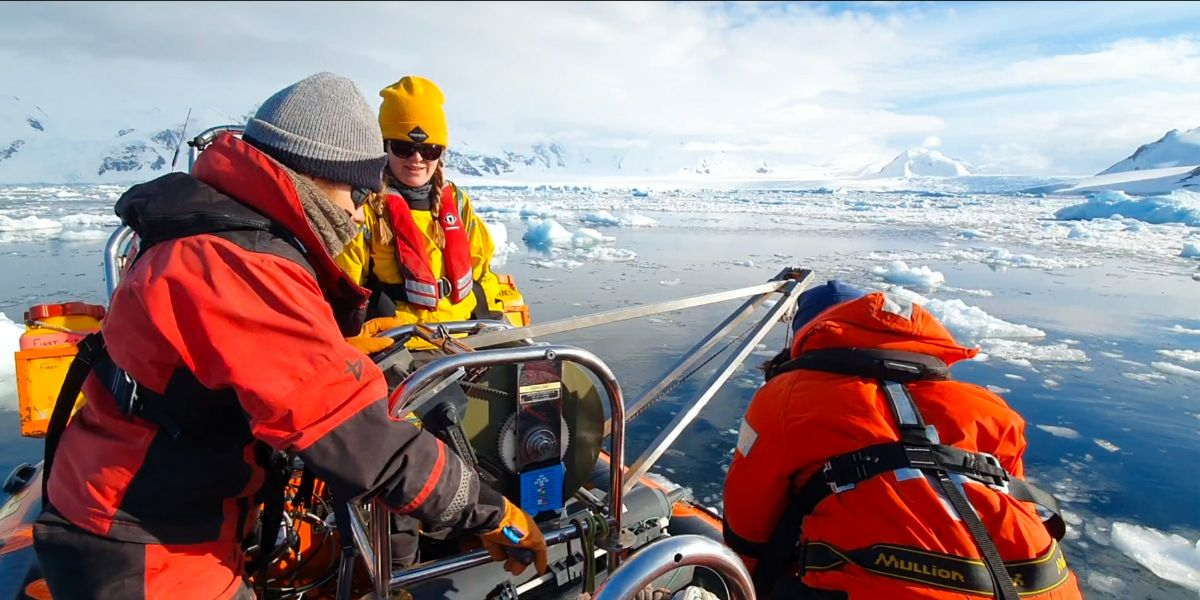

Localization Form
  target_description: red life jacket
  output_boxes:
[383,184,473,309]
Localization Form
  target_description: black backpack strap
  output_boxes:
[247,451,293,579]
[1007,479,1066,541]
[471,279,502,320]
[42,332,106,500]
[768,348,950,383]
[749,470,821,596]
[294,465,316,511]
[761,347,792,382]
[91,356,187,440]
[332,498,361,600]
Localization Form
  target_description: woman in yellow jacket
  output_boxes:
[336,75,501,332]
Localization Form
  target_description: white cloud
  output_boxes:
[1,2,1199,175]
[945,37,1200,94]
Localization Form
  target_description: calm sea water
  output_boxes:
[1,191,1196,598]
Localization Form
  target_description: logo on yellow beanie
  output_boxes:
[379,76,448,147]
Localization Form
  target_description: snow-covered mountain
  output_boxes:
[1029,129,1200,196]
[0,102,825,184]
[0,96,247,184]
[443,141,820,182]
[1034,166,1196,196]
[0,97,1058,186]
[1098,127,1200,175]
[869,148,972,178]
[0,95,850,184]
[1179,164,1200,188]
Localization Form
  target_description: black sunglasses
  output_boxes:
[387,140,445,161]
[351,187,372,208]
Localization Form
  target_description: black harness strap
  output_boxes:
[873,381,1019,600]
[247,452,292,579]
[471,279,502,320]
[1008,480,1066,541]
[930,469,1020,600]
[750,470,812,595]
[768,348,951,384]
[822,442,1009,490]
[92,356,183,440]
[42,332,106,500]
[295,466,316,511]
[332,498,360,600]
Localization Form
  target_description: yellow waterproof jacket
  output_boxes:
[335,182,496,325]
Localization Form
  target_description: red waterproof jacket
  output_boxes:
[35,134,504,599]
[723,293,1081,599]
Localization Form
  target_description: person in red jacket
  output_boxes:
[33,72,546,600]
[723,281,1081,599]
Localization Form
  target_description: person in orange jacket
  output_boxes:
[722,281,1082,599]
[34,73,545,600]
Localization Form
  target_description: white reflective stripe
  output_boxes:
[893,468,923,482]
[925,474,962,521]
[920,472,983,523]
[884,381,921,426]
[948,472,983,517]
[736,420,758,457]
[450,272,473,303]
[405,280,439,307]
[406,279,438,296]
[880,293,915,319]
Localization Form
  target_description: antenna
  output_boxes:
[169,108,193,170]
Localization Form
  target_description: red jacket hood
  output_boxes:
[791,292,978,365]
[189,133,368,307]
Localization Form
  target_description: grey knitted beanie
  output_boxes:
[243,72,386,191]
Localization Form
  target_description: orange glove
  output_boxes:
[480,499,548,576]
[345,317,411,354]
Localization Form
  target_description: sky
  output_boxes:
[2,1,1200,176]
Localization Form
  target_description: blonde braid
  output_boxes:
[431,162,446,249]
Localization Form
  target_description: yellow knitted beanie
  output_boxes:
[378,76,448,147]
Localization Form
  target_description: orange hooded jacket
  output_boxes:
[722,292,1081,599]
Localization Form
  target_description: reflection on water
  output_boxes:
[0,211,1196,597]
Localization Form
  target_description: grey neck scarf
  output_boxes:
[387,169,435,210]
[397,183,434,209]
[281,165,359,257]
